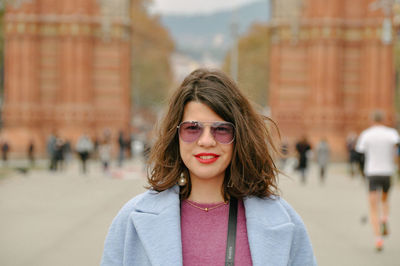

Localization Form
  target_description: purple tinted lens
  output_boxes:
[179,122,202,142]
[178,121,235,144]
[211,123,234,144]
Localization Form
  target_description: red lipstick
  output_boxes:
[194,153,219,164]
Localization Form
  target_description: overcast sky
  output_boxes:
[150,0,261,15]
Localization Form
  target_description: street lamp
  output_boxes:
[230,8,238,82]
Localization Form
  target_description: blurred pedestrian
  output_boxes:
[117,130,125,167]
[355,110,400,251]
[346,132,358,177]
[99,138,112,174]
[27,140,35,167]
[295,135,312,184]
[279,139,289,170]
[47,133,57,171]
[63,139,72,166]
[92,136,100,160]
[126,134,133,159]
[356,150,366,178]
[1,140,10,165]
[101,68,316,265]
[316,138,330,184]
[54,138,65,171]
[76,134,94,174]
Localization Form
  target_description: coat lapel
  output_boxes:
[131,186,183,266]
[244,197,294,266]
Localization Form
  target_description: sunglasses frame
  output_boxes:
[177,121,235,144]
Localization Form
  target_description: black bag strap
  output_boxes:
[225,197,238,266]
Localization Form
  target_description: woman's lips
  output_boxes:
[195,153,219,164]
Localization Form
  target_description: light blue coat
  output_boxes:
[101,186,317,266]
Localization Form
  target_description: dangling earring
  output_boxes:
[227,178,233,188]
[178,172,187,186]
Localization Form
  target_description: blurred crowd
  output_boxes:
[278,131,400,184]
[1,128,399,181]
[0,129,151,174]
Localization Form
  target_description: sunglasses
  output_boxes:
[177,121,235,144]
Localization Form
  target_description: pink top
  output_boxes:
[180,199,252,266]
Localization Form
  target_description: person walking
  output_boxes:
[1,140,10,166]
[279,139,289,171]
[295,135,312,184]
[99,138,112,174]
[101,68,316,265]
[117,130,126,167]
[356,110,400,251]
[316,138,330,184]
[346,132,359,177]
[47,133,57,171]
[54,138,66,171]
[27,140,35,168]
[76,134,93,174]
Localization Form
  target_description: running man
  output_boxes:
[356,110,400,251]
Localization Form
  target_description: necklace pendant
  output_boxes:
[205,208,208,212]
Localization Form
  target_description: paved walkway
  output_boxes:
[280,161,400,266]
[0,158,399,266]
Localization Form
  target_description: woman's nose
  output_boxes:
[197,127,216,146]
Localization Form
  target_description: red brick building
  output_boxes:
[269,0,396,158]
[1,0,132,155]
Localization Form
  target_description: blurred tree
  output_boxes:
[223,24,271,108]
[130,0,175,108]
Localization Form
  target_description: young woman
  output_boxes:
[101,69,317,266]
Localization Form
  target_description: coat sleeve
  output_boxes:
[279,198,318,266]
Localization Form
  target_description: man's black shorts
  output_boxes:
[367,176,391,193]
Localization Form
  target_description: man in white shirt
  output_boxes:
[356,110,400,251]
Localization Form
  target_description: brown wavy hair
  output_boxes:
[147,68,280,200]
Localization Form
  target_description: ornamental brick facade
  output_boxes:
[269,0,396,158]
[1,0,131,156]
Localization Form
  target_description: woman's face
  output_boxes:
[179,101,233,185]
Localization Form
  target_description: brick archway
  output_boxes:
[1,0,132,156]
[269,0,396,158]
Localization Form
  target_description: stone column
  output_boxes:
[55,0,95,140]
[306,34,344,149]
[359,1,395,127]
[93,0,132,140]
[2,1,42,155]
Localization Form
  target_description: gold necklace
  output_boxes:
[185,200,228,212]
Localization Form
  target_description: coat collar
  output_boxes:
[130,187,294,266]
